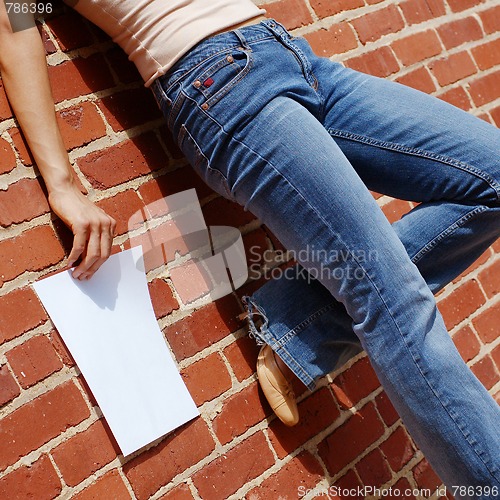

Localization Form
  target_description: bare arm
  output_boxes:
[0,4,115,279]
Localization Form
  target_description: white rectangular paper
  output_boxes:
[33,247,199,456]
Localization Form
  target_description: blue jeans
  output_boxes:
[151,19,500,496]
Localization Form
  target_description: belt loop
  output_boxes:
[234,28,251,50]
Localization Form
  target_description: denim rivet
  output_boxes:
[226,55,234,63]
[193,80,202,88]
[201,103,209,110]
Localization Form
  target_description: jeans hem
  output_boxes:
[242,295,317,390]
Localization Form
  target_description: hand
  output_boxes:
[48,185,117,280]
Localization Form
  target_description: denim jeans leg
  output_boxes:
[154,21,500,493]
[246,62,500,388]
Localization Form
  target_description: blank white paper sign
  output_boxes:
[33,247,199,456]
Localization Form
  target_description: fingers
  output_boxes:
[71,215,116,280]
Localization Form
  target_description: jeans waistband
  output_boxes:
[151,19,287,106]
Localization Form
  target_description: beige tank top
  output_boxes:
[65,0,265,86]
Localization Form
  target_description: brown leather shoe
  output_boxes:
[257,345,299,426]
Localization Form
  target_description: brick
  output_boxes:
[0,288,47,345]
[310,0,364,18]
[126,218,190,273]
[98,88,162,132]
[203,196,256,228]
[452,325,480,362]
[181,353,232,405]
[10,127,34,166]
[0,455,62,500]
[437,17,483,50]
[429,51,477,87]
[46,11,94,51]
[51,420,119,487]
[0,365,20,406]
[264,0,313,30]
[0,178,50,227]
[223,335,260,382]
[304,23,358,58]
[478,259,500,298]
[50,329,76,367]
[471,39,500,70]
[413,458,442,491]
[351,5,405,44]
[158,483,194,500]
[147,278,179,319]
[0,137,16,175]
[105,47,142,85]
[437,279,485,330]
[331,356,381,410]
[192,432,274,500]
[492,344,500,371]
[138,174,212,219]
[163,295,240,360]
[96,190,146,236]
[124,419,215,500]
[391,30,442,66]
[491,106,500,128]
[477,113,492,124]
[244,228,270,271]
[77,133,168,189]
[6,335,62,389]
[318,402,385,475]
[375,391,399,427]
[479,5,500,34]
[0,82,13,120]
[381,199,412,224]
[396,67,436,93]
[246,451,324,499]
[355,448,392,487]
[0,381,90,471]
[345,47,400,77]
[168,261,213,304]
[472,302,500,344]
[399,0,446,25]
[467,71,500,107]
[335,469,363,490]
[57,102,107,150]
[73,470,130,500]
[437,86,472,110]
[380,426,415,472]
[0,225,66,285]
[393,477,416,498]
[212,382,271,445]
[447,0,483,11]
[37,22,57,55]
[471,355,498,389]
[48,54,115,103]
[77,373,98,408]
[269,387,340,459]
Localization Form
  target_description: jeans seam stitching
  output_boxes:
[204,49,254,108]
[410,205,489,264]
[267,302,338,348]
[328,128,500,202]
